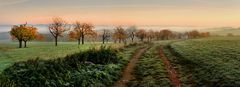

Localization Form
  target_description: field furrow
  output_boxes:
[113,46,149,87]
[128,44,171,87]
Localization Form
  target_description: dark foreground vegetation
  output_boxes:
[0,44,142,87]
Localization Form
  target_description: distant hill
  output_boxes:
[0,32,10,42]
[202,27,240,36]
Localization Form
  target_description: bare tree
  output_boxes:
[102,29,111,44]
[146,30,155,42]
[126,26,137,43]
[136,29,147,42]
[160,29,173,40]
[187,30,200,39]
[68,22,95,45]
[154,31,161,40]
[113,26,127,43]
[49,17,69,46]
[80,23,94,44]
[68,21,82,45]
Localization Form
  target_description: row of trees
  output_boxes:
[100,28,210,44]
[186,30,210,39]
[47,17,182,46]
[49,18,96,46]
[10,17,210,48]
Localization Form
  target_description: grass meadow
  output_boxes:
[0,42,123,72]
[164,36,240,86]
[1,37,240,86]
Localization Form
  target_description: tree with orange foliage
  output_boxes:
[187,30,200,39]
[200,32,210,37]
[154,31,161,40]
[49,17,69,46]
[36,34,44,41]
[146,30,155,42]
[10,24,27,48]
[113,26,127,43]
[10,23,41,48]
[22,26,39,48]
[160,29,173,40]
[136,29,147,42]
[68,31,77,41]
[68,21,95,45]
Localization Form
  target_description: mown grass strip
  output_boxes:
[113,46,149,87]
[128,44,171,87]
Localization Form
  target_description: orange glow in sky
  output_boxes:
[0,0,240,27]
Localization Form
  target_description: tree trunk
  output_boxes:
[19,40,22,48]
[124,39,127,45]
[82,35,84,44]
[141,38,144,42]
[119,39,121,43]
[78,39,80,45]
[131,34,134,43]
[24,41,27,48]
[102,36,105,44]
[55,37,58,46]
[131,37,134,43]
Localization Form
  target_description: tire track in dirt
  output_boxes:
[113,46,149,87]
[159,45,181,87]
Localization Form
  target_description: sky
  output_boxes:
[0,0,240,27]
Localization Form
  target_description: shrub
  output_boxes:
[0,75,15,87]
[1,45,141,87]
[2,46,120,87]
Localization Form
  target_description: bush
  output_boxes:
[1,45,141,87]
[2,46,120,87]
[0,75,15,87]
[65,46,119,65]
[124,43,139,48]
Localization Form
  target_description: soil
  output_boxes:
[112,47,148,87]
[159,46,181,87]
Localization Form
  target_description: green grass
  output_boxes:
[168,37,240,86]
[0,42,124,72]
[0,43,142,86]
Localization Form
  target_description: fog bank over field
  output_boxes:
[0,25,240,42]
[0,25,218,33]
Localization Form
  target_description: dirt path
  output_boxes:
[159,46,181,87]
[113,47,148,87]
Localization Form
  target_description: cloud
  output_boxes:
[0,0,29,6]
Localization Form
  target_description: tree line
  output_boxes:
[10,17,210,48]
